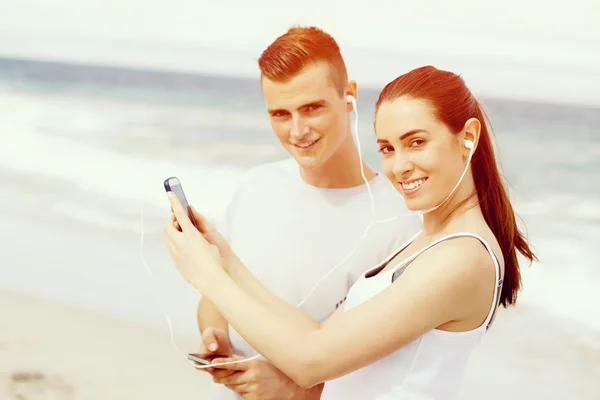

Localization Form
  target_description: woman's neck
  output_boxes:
[421,190,480,236]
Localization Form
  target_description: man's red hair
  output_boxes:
[258,26,348,95]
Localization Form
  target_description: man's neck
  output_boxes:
[300,136,378,189]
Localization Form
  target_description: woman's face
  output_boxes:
[375,96,470,212]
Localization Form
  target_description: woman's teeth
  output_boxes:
[402,178,426,190]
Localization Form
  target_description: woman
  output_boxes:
[164,66,537,399]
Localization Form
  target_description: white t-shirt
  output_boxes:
[204,158,421,400]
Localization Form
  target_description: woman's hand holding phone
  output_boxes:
[168,204,238,273]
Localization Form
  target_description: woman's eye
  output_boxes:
[378,146,393,154]
[410,139,425,147]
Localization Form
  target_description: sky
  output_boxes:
[1,0,599,105]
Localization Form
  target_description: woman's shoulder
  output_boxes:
[408,229,503,284]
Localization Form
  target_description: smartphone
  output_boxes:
[163,177,199,230]
[187,353,227,365]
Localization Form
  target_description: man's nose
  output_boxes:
[290,116,309,138]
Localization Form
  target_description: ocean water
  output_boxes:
[0,57,599,335]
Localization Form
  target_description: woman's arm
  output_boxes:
[202,239,495,388]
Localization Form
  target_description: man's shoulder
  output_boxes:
[227,158,298,206]
[372,178,400,197]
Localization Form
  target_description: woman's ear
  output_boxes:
[462,117,481,154]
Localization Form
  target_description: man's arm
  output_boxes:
[197,297,229,337]
[301,383,324,400]
[199,296,324,400]
[212,357,325,400]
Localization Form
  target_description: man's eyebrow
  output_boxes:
[268,99,327,114]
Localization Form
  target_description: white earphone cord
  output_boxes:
[139,203,182,353]
[140,96,474,369]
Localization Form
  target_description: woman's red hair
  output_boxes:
[376,66,537,307]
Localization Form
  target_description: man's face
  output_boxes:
[261,62,351,171]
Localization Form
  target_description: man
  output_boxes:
[196,26,421,400]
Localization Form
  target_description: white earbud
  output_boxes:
[346,95,355,104]
[464,139,474,150]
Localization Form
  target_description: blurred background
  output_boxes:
[0,1,599,399]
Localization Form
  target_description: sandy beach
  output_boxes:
[460,303,600,399]
[0,170,214,399]
[0,289,210,400]
[1,288,599,400]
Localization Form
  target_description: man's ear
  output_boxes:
[346,80,358,113]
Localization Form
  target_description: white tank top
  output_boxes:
[320,232,503,400]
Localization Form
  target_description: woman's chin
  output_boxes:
[404,198,434,213]
[395,184,437,212]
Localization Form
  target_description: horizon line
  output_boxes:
[1,54,599,111]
